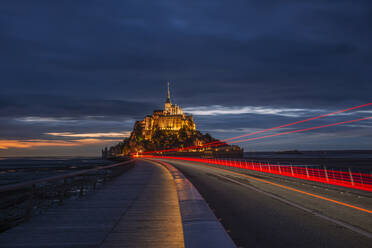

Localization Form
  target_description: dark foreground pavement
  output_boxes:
[0,160,184,248]
[157,158,372,248]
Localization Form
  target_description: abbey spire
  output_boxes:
[166,81,171,104]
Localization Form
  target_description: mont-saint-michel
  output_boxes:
[102,83,243,158]
[2,2,371,247]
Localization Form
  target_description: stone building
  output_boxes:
[103,82,243,158]
[134,82,196,140]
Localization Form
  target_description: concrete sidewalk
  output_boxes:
[0,160,184,248]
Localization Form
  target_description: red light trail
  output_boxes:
[141,156,372,193]
[227,116,372,144]
[141,116,372,154]
[154,160,372,214]
[205,101,372,145]
[140,102,372,154]
[137,105,372,194]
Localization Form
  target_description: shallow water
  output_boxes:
[0,157,113,186]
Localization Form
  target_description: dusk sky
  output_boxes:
[1,0,371,156]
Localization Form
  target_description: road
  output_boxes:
[151,158,372,248]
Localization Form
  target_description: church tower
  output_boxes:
[164,81,172,112]
[135,81,195,140]
[166,81,171,104]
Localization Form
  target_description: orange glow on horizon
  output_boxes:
[0,139,118,150]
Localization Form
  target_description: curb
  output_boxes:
[155,160,236,248]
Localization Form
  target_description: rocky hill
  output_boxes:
[102,125,234,158]
[102,83,243,158]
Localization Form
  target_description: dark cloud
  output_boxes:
[0,95,155,118]
[0,0,371,155]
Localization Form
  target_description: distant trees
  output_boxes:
[105,123,226,157]
[134,124,144,142]
[178,126,188,143]
[152,128,179,150]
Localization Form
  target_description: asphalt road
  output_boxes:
[156,158,372,248]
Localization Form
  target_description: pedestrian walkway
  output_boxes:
[0,160,185,248]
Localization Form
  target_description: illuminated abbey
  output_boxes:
[134,82,196,140]
[102,82,243,158]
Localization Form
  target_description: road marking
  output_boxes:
[149,158,372,239]
[158,159,372,239]
[174,160,372,214]
[217,174,372,239]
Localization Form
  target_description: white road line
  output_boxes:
[216,173,372,239]
[157,158,372,239]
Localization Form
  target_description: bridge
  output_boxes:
[0,157,371,247]
[1,102,372,247]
